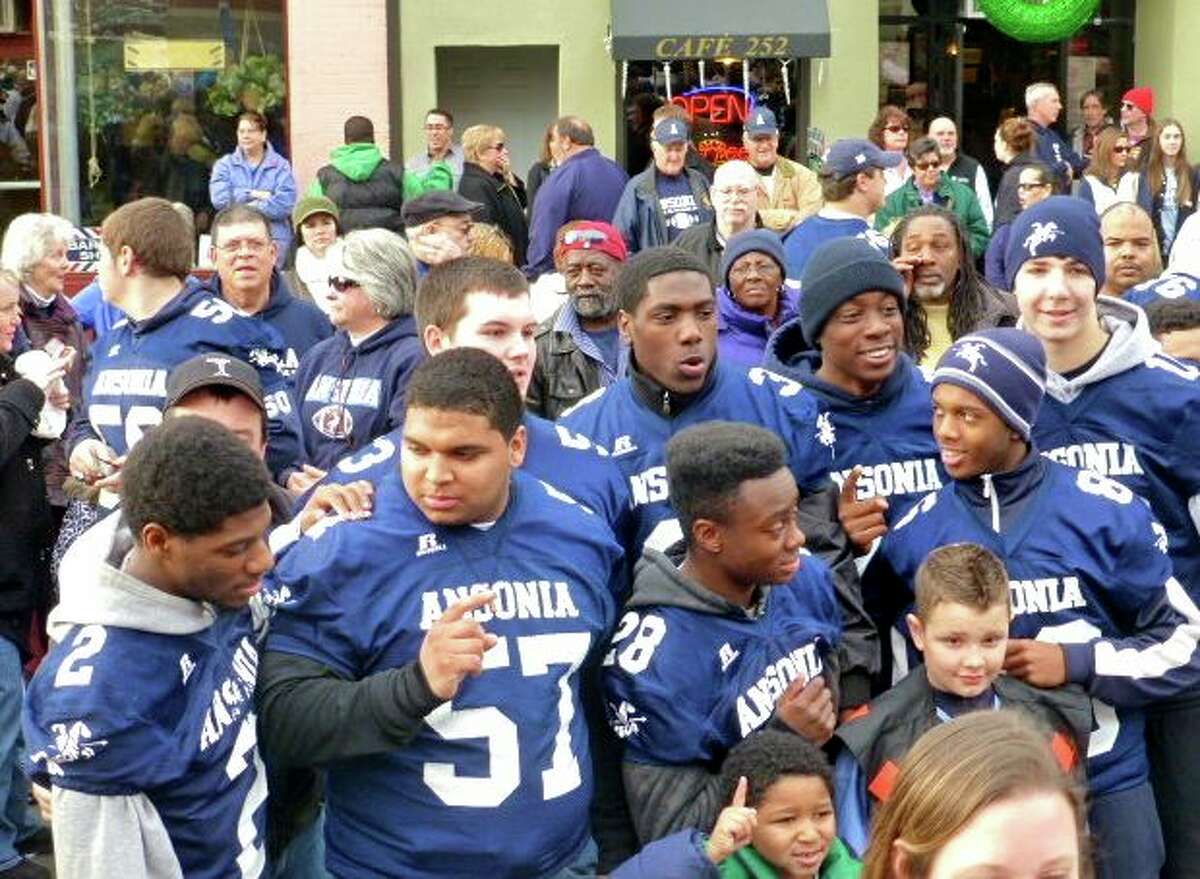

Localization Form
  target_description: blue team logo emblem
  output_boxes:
[1023,221,1061,256]
[954,341,988,374]
[312,404,353,439]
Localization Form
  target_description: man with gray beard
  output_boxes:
[890,205,1017,368]
[527,221,629,419]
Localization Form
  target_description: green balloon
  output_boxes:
[978,0,1101,43]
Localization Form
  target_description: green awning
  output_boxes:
[609,0,831,60]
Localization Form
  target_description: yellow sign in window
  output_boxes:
[124,39,226,71]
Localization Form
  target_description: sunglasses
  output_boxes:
[1112,145,1131,153]
[884,124,908,134]
[914,161,941,171]
[562,228,611,246]
[328,276,361,292]
[1121,102,1139,111]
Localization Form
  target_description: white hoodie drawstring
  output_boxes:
[982,474,1000,533]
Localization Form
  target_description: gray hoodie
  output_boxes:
[45,514,266,879]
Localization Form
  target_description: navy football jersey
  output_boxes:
[874,460,1200,795]
[560,363,835,553]
[264,468,622,878]
[603,552,841,765]
[24,608,269,878]
[1124,272,1200,307]
[1035,338,1200,599]
[316,412,633,554]
[72,280,301,475]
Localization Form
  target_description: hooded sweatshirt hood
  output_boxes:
[1039,295,1159,404]
[764,315,922,412]
[627,546,770,616]
[328,142,387,182]
[49,512,217,642]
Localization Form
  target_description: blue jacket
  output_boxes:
[612,166,714,254]
[291,316,424,472]
[209,143,298,260]
[201,271,332,382]
[762,332,941,521]
[524,148,629,276]
[716,284,799,369]
[1031,120,1087,184]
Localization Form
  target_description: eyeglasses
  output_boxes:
[328,276,362,292]
[1112,145,1131,154]
[884,124,908,134]
[562,228,611,246]
[1017,182,1051,191]
[914,161,941,171]
[1121,102,1136,110]
[216,239,270,256]
[713,185,757,200]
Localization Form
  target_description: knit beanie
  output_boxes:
[799,237,906,345]
[721,229,786,290]
[1003,196,1105,291]
[1122,86,1155,117]
[931,328,1047,441]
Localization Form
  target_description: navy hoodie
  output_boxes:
[764,318,942,519]
[291,316,424,471]
[202,271,332,381]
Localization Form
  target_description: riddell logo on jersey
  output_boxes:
[417,533,447,557]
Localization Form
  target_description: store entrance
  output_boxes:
[0,0,40,234]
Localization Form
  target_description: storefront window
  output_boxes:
[37,0,286,233]
[0,0,40,233]
[621,58,808,174]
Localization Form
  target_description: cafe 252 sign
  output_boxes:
[653,34,792,58]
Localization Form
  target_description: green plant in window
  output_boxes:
[206,54,286,117]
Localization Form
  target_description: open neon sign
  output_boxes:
[670,86,755,125]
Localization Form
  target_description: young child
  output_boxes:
[834,542,1092,857]
[611,729,862,878]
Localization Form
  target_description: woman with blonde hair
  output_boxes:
[458,123,528,265]
[1080,127,1133,214]
[862,711,1090,879]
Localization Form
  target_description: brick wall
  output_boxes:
[286,0,392,191]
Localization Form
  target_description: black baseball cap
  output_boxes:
[165,354,266,414]
[401,191,483,226]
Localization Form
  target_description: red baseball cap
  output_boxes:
[553,221,628,266]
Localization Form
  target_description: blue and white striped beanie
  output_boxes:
[931,328,1047,440]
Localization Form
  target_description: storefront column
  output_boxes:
[287,0,391,189]
[807,0,879,147]
[1135,0,1200,130]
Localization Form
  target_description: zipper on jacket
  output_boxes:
[661,390,670,416]
[982,473,1000,533]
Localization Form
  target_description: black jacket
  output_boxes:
[317,160,406,234]
[527,308,607,421]
[458,162,529,265]
[993,151,1044,227]
[0,355,52,656]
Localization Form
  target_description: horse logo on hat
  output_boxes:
[956,341,987,374]
[1023,221,1061,256]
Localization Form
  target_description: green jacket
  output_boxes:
[719,836,862,879]
[874,175,991,257]
[306,143,452,200]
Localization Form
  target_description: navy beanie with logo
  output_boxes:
[931,327,1047,440]
[1003,195,1105,291]
[799,236,906,346]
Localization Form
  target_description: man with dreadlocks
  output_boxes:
[889,205,1017,367]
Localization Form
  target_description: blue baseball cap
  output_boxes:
[652,118,691,145]
[744,107,779,137]
[823,138,903,177]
